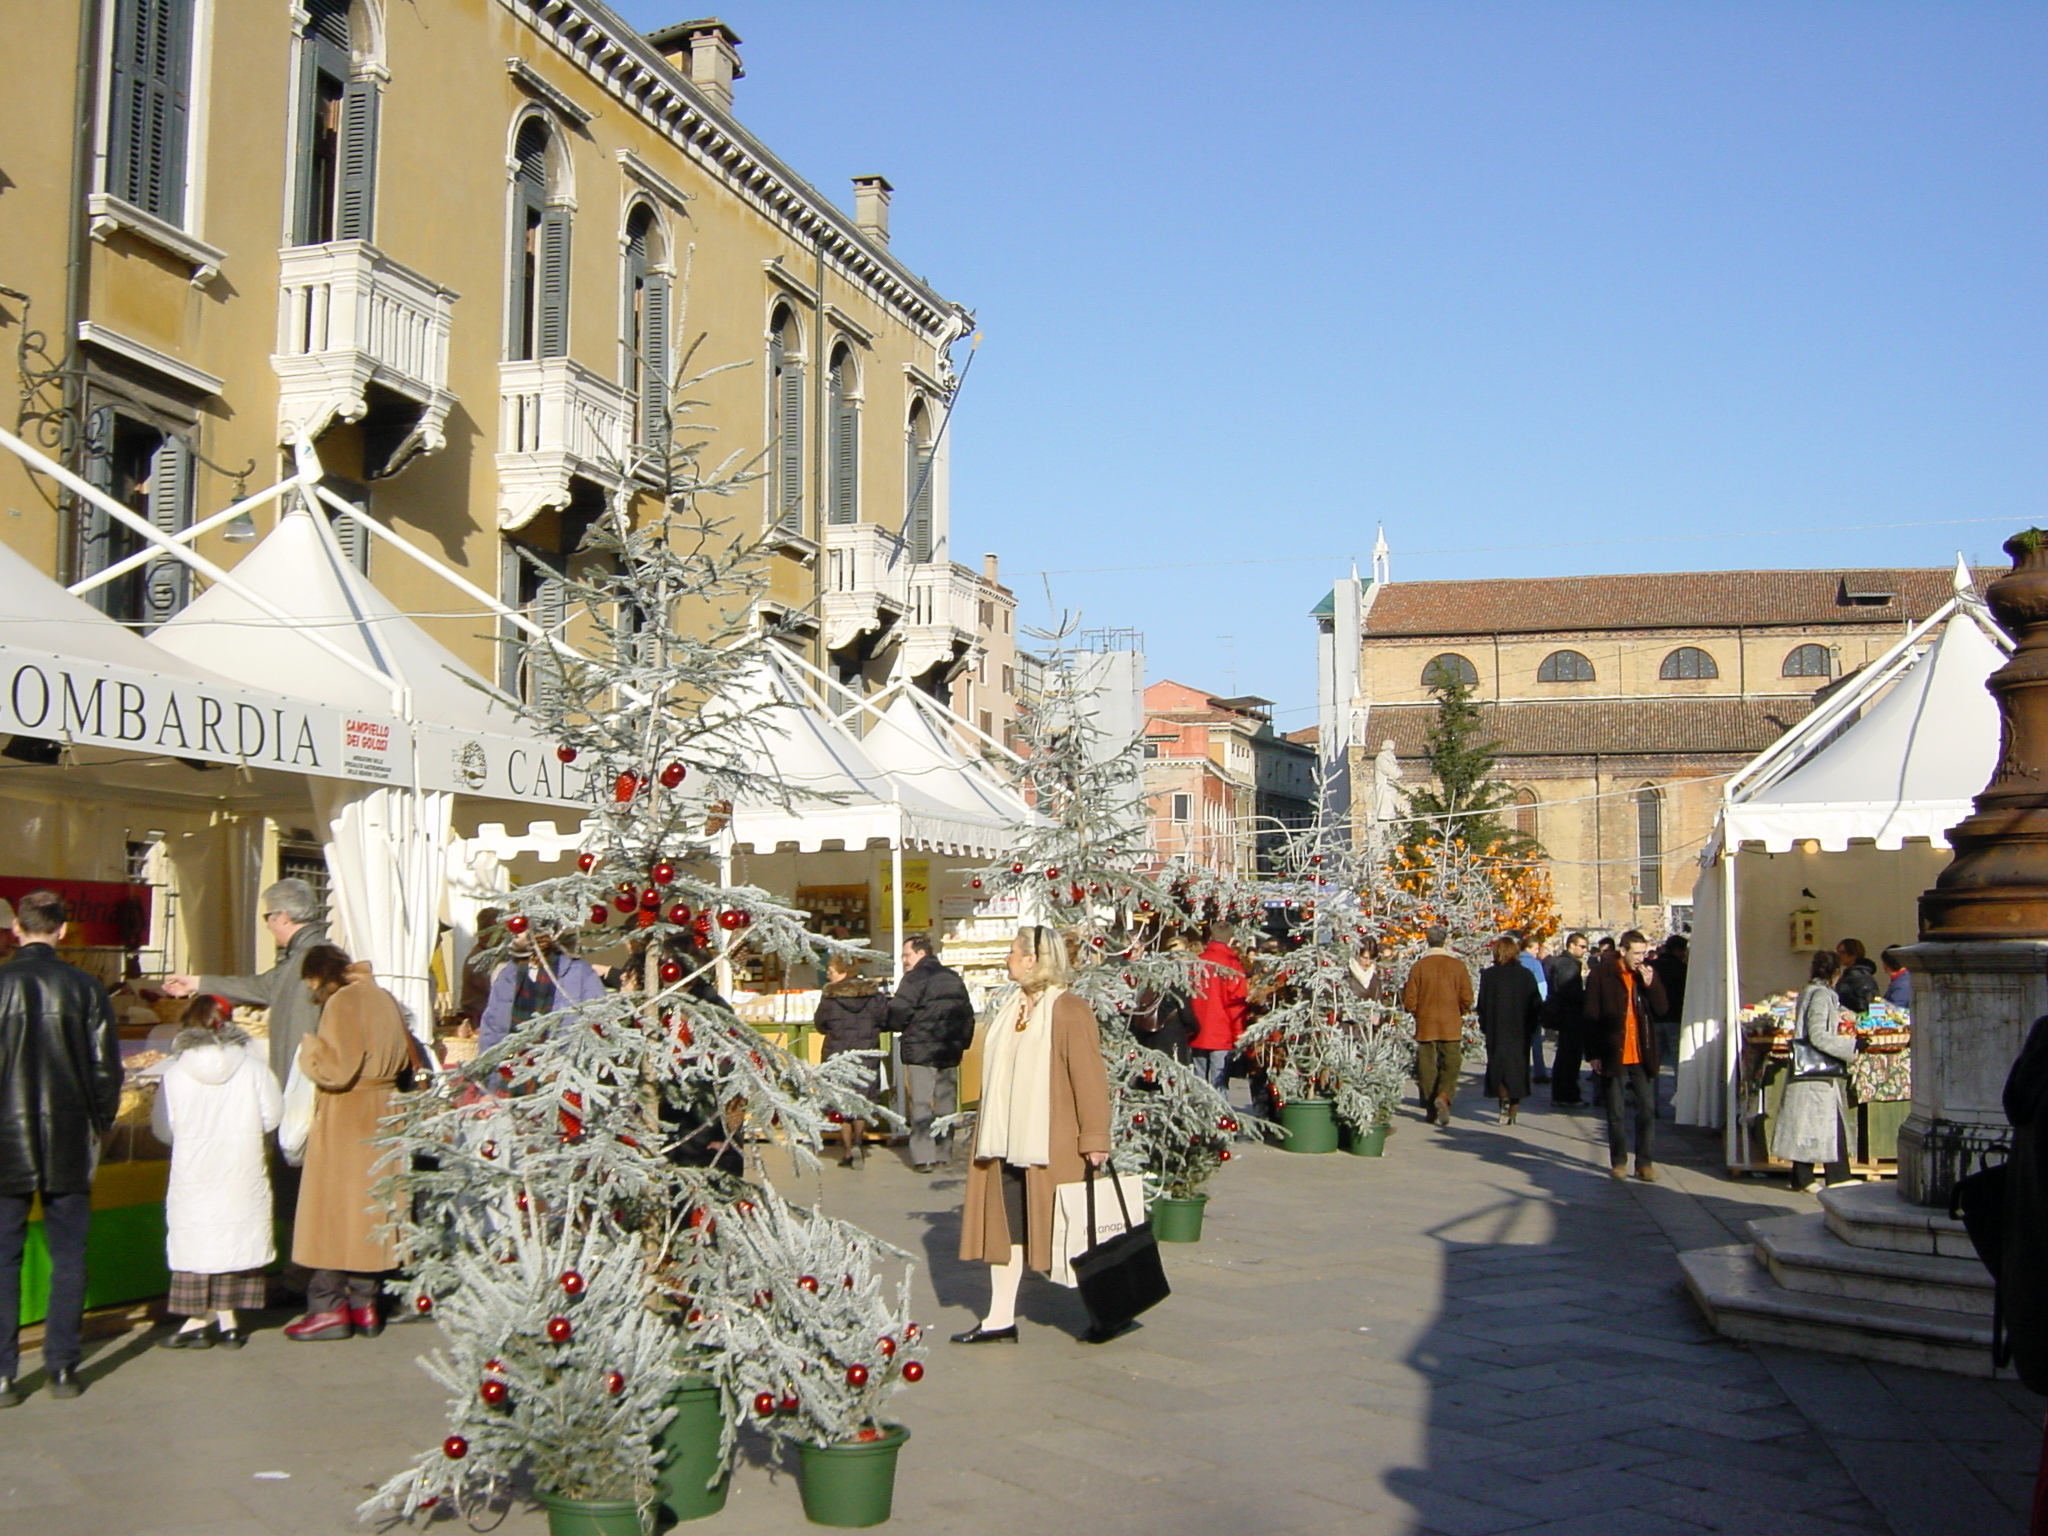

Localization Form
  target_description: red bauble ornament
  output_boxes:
[505,913,530,935]
[686,1308,704,1327]
[717,908,749,930]
[613,772,638,803]
[845,1364,870,1388]
[778,1393,799,1414]
[605,1370,626,1396]
[546,1316,573,1343]
[659,761,686,789]
[556,745,578,764]
[612,892,635,913]
[1219,1116,1239,1132]
[1132,1112,1147,1126]
[901,1360,924,1383]
[856,1427,881,1442]
[659,961,682,983]
[904,1323,921,1342]
[1220,1148,1234,1161]
[640,887,661,911]
[1010,862,1025,875]
[485,1358,504,1374]
[480,1141,497,1160]
[971,877,983,890]
[753,1392,777,1418]
[1045,867,1060,881]
[443,1435,469,1460]
[651,860,675,885]
[878,1335,897,1358]
[1138,900,1153,912]
[414,1295,433,1315]
[577,851,597,872]
[516,1192,530,1213]
[798,1275,820,1293]
[1091,936,1107,949]
[751,1289,773,1308]
[736,1199,755,1215]
[480,1379,508,1407]
[842,1275,855,1290]
[560,1270,586,1297]
[667,902,692,925]
[589,904,609,925]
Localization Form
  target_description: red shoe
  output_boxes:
[284,1309,354,1342]
[350,1305,384,1338]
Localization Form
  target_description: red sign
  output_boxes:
[0,877,152,949]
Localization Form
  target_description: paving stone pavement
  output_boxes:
[1,1063,2038,1535]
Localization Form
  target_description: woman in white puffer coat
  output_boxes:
[150,995,282,1349]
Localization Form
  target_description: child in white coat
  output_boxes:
[151,995,283,1348]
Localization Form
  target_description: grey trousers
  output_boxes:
[903,1064,957,1166]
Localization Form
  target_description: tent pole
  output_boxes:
[1723,846,1741,1170]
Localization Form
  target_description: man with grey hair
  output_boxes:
[889,934,975,1173]
[165,878,330,1082]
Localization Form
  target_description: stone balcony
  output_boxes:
[822,521,911,653]
[495,358,634,530]
[902,559,984,683]
[272,241,457,463]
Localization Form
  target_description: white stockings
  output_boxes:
[981,1245,1025,1331]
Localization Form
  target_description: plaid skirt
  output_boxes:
[167,1268,270,1315]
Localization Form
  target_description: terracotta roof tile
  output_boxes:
[1363,568,1988,638]
[1365,696,1817,762]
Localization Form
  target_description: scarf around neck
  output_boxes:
[975,984,1063,1167]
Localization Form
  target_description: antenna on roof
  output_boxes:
[1371,525,1390,587]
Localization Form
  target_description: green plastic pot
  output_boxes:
[657,1377,730,1522]
[1342,1121,1391,1158]
[1151,1193,1207,1242]
[536,1490,644,1536]
[1277,1098,1339,1154]
[796,1423,910,1527]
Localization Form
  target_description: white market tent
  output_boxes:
[151,503,585,1030]
[1675,581,2009,1164]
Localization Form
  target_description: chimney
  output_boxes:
[648,19,743,112]
[852,175,892,244]
[983,553,999,584]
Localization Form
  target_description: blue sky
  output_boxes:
[614,1,2046,730]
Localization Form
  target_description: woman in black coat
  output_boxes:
[1478,935,1542,1124]
[814,957,892,1168]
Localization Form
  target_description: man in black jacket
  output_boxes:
[0,891,121,1404]
[1546,932,1590,1107]
[889,934,975,1172]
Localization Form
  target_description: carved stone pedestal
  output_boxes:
[1893,940,2044,1206]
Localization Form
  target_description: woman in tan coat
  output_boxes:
[953,926,1112,1345]
[284,945,412,1341]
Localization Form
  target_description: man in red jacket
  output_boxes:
[1188,923,1248,1089]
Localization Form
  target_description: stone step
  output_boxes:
[1750,1213,1994,1317]
[1681,1244,1999,1378]
[1821,1180,1980,1259]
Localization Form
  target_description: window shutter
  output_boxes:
[536,206,571,359]
[140,434,192,629]
[335,76,379,241]
[638,271,670,451]
[906,443,934,562]
[531,570,568,713]
[830,394,858,525]
[777,358,804,529]
[78,407,119,599]
[110,0,193,222]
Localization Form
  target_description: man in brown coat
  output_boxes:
[1401,926,1475,1125]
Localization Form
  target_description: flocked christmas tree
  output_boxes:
[361,322,925,1522]
[965,628,1266,1202]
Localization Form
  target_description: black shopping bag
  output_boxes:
[1071,1162,1170,1338]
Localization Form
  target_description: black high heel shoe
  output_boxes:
[158,1326,214,1350]
[949,1324,1018,1345]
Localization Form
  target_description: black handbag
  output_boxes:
[1071,1162,1170,1339]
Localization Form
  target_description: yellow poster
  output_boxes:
[877,858,930,932]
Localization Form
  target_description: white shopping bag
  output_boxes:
[1049,1171,1148,1288]
[277,1058,316,1166]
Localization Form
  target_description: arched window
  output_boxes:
[1537,649,1595,683]
[768,306,804,530]
[622,202,670,450]
[905,397,935,561]
[1512,787,1539,842]
[508,117,568,360]
[826,343,859,525]
[1421,652,1479,689]
[1659,646,1719,681]
[1783,643,1831,678]
[292,0,380,244]
[1635,786,1663,907]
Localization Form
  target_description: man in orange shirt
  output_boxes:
[1400,926,1475,1125]
[1584,930,1669,1181]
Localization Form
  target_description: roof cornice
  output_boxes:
[500,0,966,340]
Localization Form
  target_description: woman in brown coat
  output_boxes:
[953,926,1112,1345]
[284,945,412,1341]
